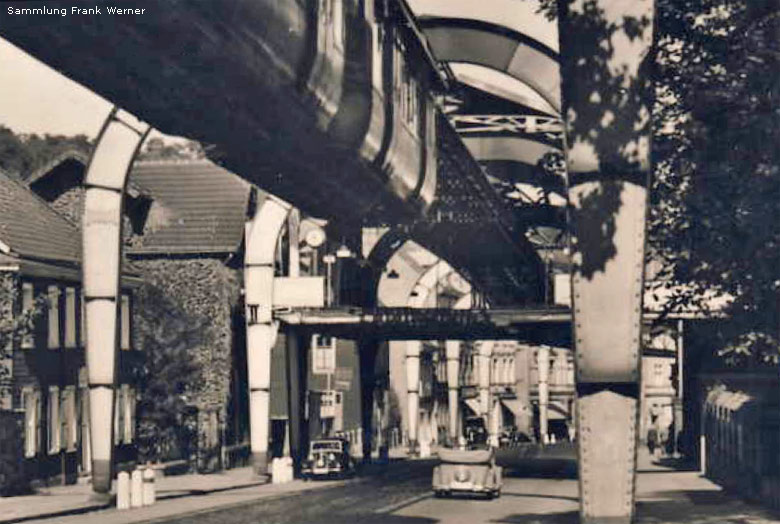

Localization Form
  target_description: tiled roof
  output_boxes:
[127,160,251,254]
[0,170,81,263]
[26,149,147,198]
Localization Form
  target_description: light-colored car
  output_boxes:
[301,438,356,480]
[432,447,502,499]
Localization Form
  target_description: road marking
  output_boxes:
[374,492,432,514]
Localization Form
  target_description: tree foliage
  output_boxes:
[0,125,91,179]
[650,0,780,361]
[133,282,203,462]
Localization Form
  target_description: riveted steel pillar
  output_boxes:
[558,1,655,521]
[244,196,290,476]
[405,341,421,455]
[83,108,149,494]
[478,341,494,435]
[514,345,533,437]
[285,330,307,474]
[445,340,461,445]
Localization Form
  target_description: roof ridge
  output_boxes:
[27,148,90,184]
[0,171,81,235]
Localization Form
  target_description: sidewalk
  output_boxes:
[0,448,414,524]
[635,448,780,523]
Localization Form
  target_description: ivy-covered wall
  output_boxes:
[130,256,241,464]
[0,272,19,410]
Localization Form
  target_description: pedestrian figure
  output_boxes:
[647,427,658,457]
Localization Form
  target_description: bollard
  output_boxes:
[117,471,130,510]
[142,466,156,506]
[271,457,293,484]
[130,469,143,508]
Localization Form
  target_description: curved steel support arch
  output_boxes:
[244,195,291,475]
[83,108,150,494]
[407,0,559,53]
[419,21,561,112]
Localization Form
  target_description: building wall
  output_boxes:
[10,274,139,484]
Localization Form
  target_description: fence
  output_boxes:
[702,384,780,509]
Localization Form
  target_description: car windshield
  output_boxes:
[312,442,342,451]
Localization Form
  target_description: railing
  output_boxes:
[702,385,780,509]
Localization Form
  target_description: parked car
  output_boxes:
[301,438,356,480]
[432,447,502,499]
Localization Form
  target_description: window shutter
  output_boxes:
[48,386,60,454]
[22,388,36,458]
[114,389,122,445]
[120,295,131,350]
[65,288,76,348]
[47,286,60,349]
[21,283,34,349]
[80,290,86,346]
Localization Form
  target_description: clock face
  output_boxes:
[305,227,326,248]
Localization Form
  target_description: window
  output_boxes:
[64,288,76,349]
[21,387,40,458]
[120,295,131,350]
[47,286,60,349]
[48,385,60,454]
[21,283,34,349]
[62,387,77,452]
[312,334,336,374]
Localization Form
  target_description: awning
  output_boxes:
[463,398,481,414]
[500,398,529,419]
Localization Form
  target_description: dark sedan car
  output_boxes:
[301,438,356,480]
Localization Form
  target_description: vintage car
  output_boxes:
[432,447,502,499]
[301,438,356,480]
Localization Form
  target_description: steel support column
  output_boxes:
[478,341,494,439]
[445,340,461,445]
[537,346,551,443]
[285,330,307,475]
[244,196,290,476]
[405,341,421,455]
[558,1,655,521]
[514,345,533,437]
[359,338,379,461]
[82,108,149,494]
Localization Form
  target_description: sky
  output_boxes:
[0,38,179,142]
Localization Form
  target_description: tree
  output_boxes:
[138,137,205,161]
[0,125,92,180]
[133,283,203,462]
[0,278,45,394]
[650,0,780,362]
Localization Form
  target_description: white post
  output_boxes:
[116,471,130,510]
[406,341,421,455]
[82,108,149,494]
[245,195,290,475]
[130,469,143,508]
[445,340,461,446]
[537,346,551,443]
[142,467,155,506]
[478,341,494,429]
